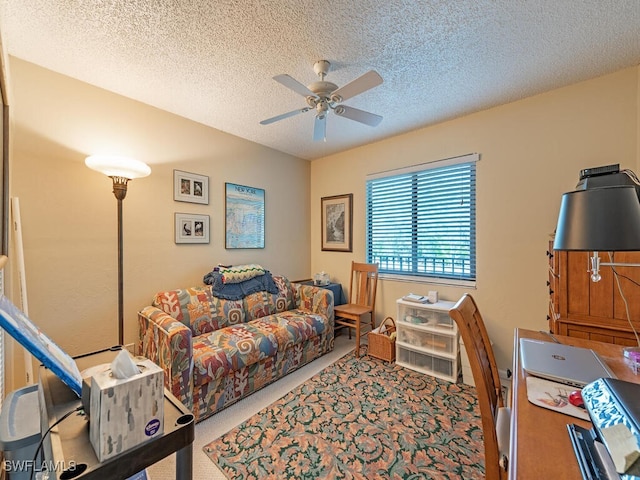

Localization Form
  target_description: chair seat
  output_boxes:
[335,304,372,317]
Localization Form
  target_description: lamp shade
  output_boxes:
[85,155,151,179]
[553,186,640,251]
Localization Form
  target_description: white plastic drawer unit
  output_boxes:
[397,322,456,354]
[400,304,453,328]
[397,346,457,377]
[395,298,461,382]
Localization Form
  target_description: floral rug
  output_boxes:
[203,350,484,479]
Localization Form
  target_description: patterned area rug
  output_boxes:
[203,351,484,479]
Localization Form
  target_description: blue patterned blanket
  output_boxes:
[203,270,279,300]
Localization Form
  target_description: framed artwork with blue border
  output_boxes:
[225,182,265,249]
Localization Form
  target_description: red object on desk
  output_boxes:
[568,390,584,409]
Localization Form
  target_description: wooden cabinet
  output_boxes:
[395,299,460,382]
[548,237,640,346]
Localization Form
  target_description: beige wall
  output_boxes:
[311,66,640,370]
[6,58,311,387]
[4,56,639,389]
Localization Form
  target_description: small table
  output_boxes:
[38,348,195,479]
[299,280,345,305]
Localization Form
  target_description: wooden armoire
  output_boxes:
[548,237,640,345]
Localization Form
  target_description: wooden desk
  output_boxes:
[510,328,639,479]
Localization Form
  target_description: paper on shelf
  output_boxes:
[403,294,428,303]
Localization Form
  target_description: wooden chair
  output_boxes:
[449,293,510,480]
[335,261,378,357]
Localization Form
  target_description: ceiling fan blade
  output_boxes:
[334,105,382,127]
[273,74,317,98]
[330,70,383,102]
[313,115,327,142]
[260,107,311,125]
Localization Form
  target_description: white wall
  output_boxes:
[311,66,640,370]
[6,58,311,388]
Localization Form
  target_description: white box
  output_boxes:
[89,358,164,461]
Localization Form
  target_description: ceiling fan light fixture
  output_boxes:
[261,59,384,141]
[316,101,329,119]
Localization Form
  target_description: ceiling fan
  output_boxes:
[260,60,383,141]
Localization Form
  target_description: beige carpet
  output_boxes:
[146,333,355,480]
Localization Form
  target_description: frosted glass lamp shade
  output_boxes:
[85,155,151,179]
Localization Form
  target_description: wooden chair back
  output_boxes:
[347,261,378,311]
[449,293,507,480]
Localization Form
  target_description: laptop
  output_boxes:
[520,338,616,388]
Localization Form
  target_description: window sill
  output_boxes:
[378,273,476,289]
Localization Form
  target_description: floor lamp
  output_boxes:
[85,155,151,346]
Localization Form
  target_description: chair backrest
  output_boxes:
[449,293,506,480]
[347,261,378,311]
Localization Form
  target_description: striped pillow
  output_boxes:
[219,264,266,284]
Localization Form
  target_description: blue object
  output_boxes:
[0,295,82,396]
[203,271,279,300]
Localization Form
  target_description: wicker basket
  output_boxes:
[368,317,396,362]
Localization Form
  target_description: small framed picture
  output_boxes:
[174,170,209,204]
[175,213,210,244]
[321,193,353,252]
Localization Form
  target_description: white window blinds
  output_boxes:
[366,154,477,281]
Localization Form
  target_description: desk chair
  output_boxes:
[449,293,510,480]
[335,261,378,357]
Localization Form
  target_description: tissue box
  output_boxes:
[89,357,164,462]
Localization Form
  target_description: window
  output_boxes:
[366,153,477,283]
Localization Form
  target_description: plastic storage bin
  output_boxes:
[396,299,461,382]
[0,384,42,480]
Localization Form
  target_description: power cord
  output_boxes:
[609,252,640,348]
[610,268,640,288]
[621,169,640,185]
[29,406,84,480]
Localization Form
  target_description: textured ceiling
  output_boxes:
[1,1,639,160]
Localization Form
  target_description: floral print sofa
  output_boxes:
[137,273,334,422]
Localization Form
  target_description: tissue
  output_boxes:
[110,349,141,379]
[89,351,164,461]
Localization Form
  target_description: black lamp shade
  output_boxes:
[553,186,640,251]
